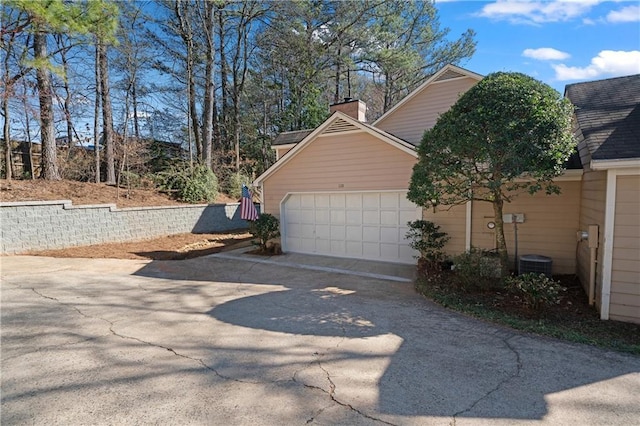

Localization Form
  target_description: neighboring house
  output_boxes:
[254,65,639,323]
[567,74,640,324]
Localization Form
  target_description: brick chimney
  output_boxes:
[329,97,367,122]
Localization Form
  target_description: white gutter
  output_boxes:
[590,158,640,170]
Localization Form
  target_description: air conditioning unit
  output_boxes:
[518,255,552,277]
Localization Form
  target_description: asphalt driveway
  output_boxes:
[1,252,639,425]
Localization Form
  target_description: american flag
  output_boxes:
[240,184,259,221]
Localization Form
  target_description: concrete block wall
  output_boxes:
[0,200,255,254]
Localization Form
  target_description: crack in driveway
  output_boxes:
[22,284,394,424]
[451,334,523,424]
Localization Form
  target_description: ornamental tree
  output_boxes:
[408,72,575,273]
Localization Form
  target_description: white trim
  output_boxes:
[465,201,472,251]
[272,143,296,150]
[590,158,640,170]
[259,183,265,213]
[553,169,584,181]
[373,64,483,126]
[600,169,617,320]
[254,111,417,186]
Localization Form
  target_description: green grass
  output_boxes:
[416,277,640,355]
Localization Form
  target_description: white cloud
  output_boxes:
[477,0,602,24]
[553,50,640,80]
[523,48,571,61]
[606,5,640,23]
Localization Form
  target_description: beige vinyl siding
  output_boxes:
[422,204,467,256]
[275,146,293,161]
[262,132,416,216]
[375,77,478,144]
[609,174,640,324]
[470,181,582,275]
[577,170,607,304]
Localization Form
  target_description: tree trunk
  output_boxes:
[22,79,34,178]
[217,6,228,149]
[34,30,60,180]
[98,40,116,184]
[201,1,215,170]
[492,195,509,275]
[175,0,201,161]
[3,84,11,180]
[94,42,101,183]
[132,82,140,140]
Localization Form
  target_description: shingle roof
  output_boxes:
[565,74,640,161]
[272,129,313,146]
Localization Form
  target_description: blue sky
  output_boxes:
[435,0,640,93]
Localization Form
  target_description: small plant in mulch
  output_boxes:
[450,248,503,291]
[505,273,566,311]
[406,220,449,281]
[248,213,281,255]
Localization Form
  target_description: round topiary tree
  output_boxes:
[408,72,575,273]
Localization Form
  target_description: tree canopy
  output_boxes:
[2,0,476,182]
[408,71,576,270]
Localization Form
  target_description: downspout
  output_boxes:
[588,224,599,306]
[465,199,472,251]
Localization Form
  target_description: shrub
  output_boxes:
[249,213,280,253]
[155,164,218,204]
[406,220,450,276]
[452,248,503,290]
[119,171,141,188]
[223,172,252,199]
[506,273,566,311]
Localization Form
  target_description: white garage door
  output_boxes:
[281,191,420,264]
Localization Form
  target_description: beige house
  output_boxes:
[567,74,640,324]
[254,65,639,323]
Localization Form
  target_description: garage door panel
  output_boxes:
[283,191,418,264]
[346,225,361,241]
[300,194,315,208]
[345,193,362,209]
[363,226,379,242]
[363,210,379,224]
[330,225,345,240]
[315,195,330,208]
[381,210,398,225]
[381,227,399,243]
[346,241,363,256]
[330,240,346,253]
[330,194,345,208]
[316,239,330,252]
[400,210,417,224]
[315,209,329,224]
[363,242,380,257]
[330,210,345,224]
[315,224,329,239]
[363,194,379,209]
[300,210,315,224]
[346,210,361,225]
[381,192,399,208]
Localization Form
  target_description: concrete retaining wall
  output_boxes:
[0,200,255,254]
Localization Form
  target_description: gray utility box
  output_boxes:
[518,254,552,278]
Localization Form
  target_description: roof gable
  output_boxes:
[373,64,483,128]
[254,112,416,185]
[566,74,640,163]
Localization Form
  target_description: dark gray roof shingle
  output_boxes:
[272,129,313,146]
[565,74,640,161]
